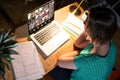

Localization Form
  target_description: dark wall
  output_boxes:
[54,0,75,10]
[1,0,113,33]
[0,0,100,33]
[0,0,75,32]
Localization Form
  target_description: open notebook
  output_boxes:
[61,13,85,40]
[27,0,69,58]
[11,41,45,80]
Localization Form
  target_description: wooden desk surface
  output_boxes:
[15,2,84,77]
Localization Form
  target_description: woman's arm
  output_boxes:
[74,31,90,49]
[57,31,90,70]
[57,51,79,70]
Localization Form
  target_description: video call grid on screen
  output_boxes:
[27,0,54,34]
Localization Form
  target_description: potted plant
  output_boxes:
[0,30,18,80]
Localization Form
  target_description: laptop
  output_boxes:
[27,0,69,58]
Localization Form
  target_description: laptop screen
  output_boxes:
[27,0,54,35]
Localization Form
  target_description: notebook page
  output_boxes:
[11,41,45,80]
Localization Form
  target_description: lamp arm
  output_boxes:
[72,0,85,14]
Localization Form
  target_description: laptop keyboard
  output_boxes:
[34,23,60,45]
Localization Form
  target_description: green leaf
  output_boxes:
[6,57,14,61]
[0,34,4,44]
[7,49,18,54]
[4,40,17,47]
[1,49,18,55]
[5,43,17,49]
[3,29,11,40]
[0,54,12,59]
[3,36,16,43]
[0,54,14,61]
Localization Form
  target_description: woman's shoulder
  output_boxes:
[80,43,93,55]
[109,40,116,53]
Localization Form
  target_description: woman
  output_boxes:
[50,6,118,80]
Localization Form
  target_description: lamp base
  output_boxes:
[69,5,81,16]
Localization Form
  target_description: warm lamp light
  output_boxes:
[69,0,86,16]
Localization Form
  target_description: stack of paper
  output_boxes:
[62,13,84,40]
[11,41,45,80]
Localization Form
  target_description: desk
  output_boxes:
[14,2,84,79]
[15,2,84,74]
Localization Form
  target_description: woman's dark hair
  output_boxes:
[84,7,118,44]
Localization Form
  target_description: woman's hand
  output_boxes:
[74,31,90,49]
